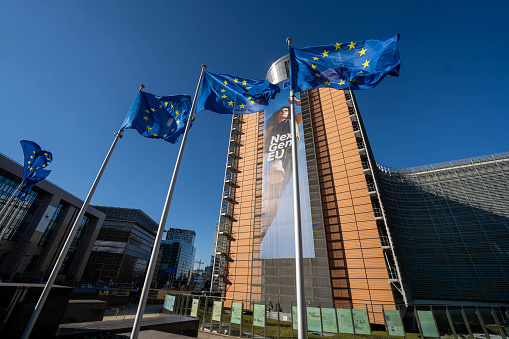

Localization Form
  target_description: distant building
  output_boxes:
[155,228,196,289]
[0,152,104,283]
[81,206,157,287]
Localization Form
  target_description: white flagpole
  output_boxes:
[130,64,207,339]
[21,128,124,339]
[287,37,307,339]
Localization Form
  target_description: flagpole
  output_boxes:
[130,64,207,339]
[21,128,124,339]
[287,37,307,339]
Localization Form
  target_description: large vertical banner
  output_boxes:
[261,81,315,259]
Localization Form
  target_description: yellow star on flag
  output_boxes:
[146,125,152,130]
[176,119,180,124]
[145,109,150,113]
[143,116,148,121]
[221,95,227,99]
[151,108,155,112]
[248,96,251,99]
[171,128,175,132]
[313,57,319,60]
[220,89,226,92]
[224,80,228,85]
[359,48,367,56]
[171,104,174,108]
[325,81,331,85]
[163,134,167,138]
[358,71,364,74]
[315,73,321,77]
[311,64,317,70]
[42,165,45,167]
[246,87,252,89]
[239,103,246,109]
[348,42,356,49]
[339,79,346,85]
[30,156,33,159]
[242,80,247,86]
[44,153,48,155]
[322,50,329,57]
[228,100,234,106]
[28,161,31,164]
[234,78,238,83]
[165,102,168,106]
[153,133,158,137]
[251,100,255,105]
[176,110,179,115]
[350,78,357,83]
[335,42,342,50]
[159,104,163,108]
[362,60,370,68]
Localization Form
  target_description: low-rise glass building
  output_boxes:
[82,206,157,287]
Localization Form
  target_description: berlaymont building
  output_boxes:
[210,55,509,324]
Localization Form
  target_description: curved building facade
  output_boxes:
[377,154,509,304]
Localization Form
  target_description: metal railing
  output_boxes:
[162,293,509,339]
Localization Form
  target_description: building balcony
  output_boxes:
[221,212,237,222]
[229,139,242,146]
[223,195,238,204]
[224,179,239,188]
[367,184,377,197]
[226,165,240,173]
[228,151,242,159]
[379,236,391,250]
[218,230,235,241]
[215,251,234,262]
[373,208,383,220]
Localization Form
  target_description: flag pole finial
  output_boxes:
[202,64,207,70]
[139,84,145,91]
[286,37,292,45]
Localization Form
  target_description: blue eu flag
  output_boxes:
[20,140,53,183]
[196,71,280,114]
[289,34,400,92]
[121,91,192,144]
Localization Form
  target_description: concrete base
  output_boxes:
[0,283,72,339]
[61,299,107,323]
[56,315,199,338]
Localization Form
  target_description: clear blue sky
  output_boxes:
[1,1,508,266]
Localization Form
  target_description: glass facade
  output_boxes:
[155,228,196,288]
[377,154,509,303]
[0,169,44,241]
[82,206,157,286]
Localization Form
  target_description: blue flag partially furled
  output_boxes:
[121,91,192,144]
[18,140,53,200]
[196,71,280,114]
[289,34,400,92]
